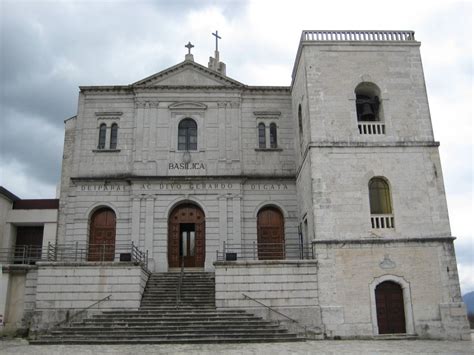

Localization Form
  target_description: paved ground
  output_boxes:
[0,337,473,355]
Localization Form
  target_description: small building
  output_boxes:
[0,187,58,334]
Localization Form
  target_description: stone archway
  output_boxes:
[88,207,116,261]
[168,203,205,268]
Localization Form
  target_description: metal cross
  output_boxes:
[185,41,194,54]
[212,30,221,51]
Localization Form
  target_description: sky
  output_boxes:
[0,0,472,293]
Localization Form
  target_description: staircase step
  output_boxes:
[31,271,303,345]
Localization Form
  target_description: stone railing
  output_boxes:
[358,122,386,135]
[302,30,415,42]
[371,214,395,229]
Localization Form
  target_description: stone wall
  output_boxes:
[308,146,450,241]
[72,87,294,179]
[298,42,433,142]
[31,262,149,332]
[214,260,322,336]
[62,178,299,273]
[314,238,470,340]
[0,265,37,336]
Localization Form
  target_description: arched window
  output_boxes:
[269,123,277,148]
[110,123,118,149]
[369,177,394,228]
[178,118,197,151]
[258,123,266,149]
[98,124,107,149]
[355,82,381,122]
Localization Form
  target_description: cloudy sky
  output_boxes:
[0,0,472,293]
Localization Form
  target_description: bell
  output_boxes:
[360,102,375,121]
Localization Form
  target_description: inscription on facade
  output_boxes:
[80,184,126,191]
[78,182,289,192]
[168,162,206,170]
[140,183,289,190]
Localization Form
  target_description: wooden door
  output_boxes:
[257,207,284,260]
[89,208,116,261]
[168,204,205,268]
[375,281,406,334]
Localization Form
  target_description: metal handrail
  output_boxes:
[242,293,309,337]
[0,245,45,265]
[55,294,112,328]
[0,242,150,272]
[176,257,185,309]
[216,241,313,261]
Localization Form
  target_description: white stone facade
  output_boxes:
[2,30,468,340]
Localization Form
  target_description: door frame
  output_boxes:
[369,275,415,335]
[168,203,205,268]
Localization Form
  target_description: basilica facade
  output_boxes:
[1,30,470,340]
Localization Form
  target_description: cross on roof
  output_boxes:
[212,30,221,51]
[185,41,194,54]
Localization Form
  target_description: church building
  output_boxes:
[0,30,470,341]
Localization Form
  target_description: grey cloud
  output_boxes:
[0,108,63,186]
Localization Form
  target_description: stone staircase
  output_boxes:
[31,272,302,344]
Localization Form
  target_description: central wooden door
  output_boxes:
[89,208,116,261]
[168,204,205,268]
[257,207,284,260]
[375,281,406,334]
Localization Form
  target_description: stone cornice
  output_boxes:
[312,236,455,245]
[70,175,296,182]
[296,140,441,179]
[308,141,440,148]
[80,85,290,93]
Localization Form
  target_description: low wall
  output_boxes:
[0,265,37,336]
[31,262,149,332]
[214,260,322,336]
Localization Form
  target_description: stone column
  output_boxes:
[131,197,141,247]
[145,196,155,271]
[232,195,242,246]
[218,195,228,248]
[217,102,227,161]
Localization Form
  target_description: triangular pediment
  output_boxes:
[132,61,244,88]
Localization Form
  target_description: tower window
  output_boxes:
[355,82,385,135]
[369,177,394,229]
[355,82,381,122]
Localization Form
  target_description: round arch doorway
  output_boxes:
[375,281,406,334]
[88,207,116,261]
[168,203,205,268]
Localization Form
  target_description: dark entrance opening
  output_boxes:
[375,281,406,334]
[15,226,44,264]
